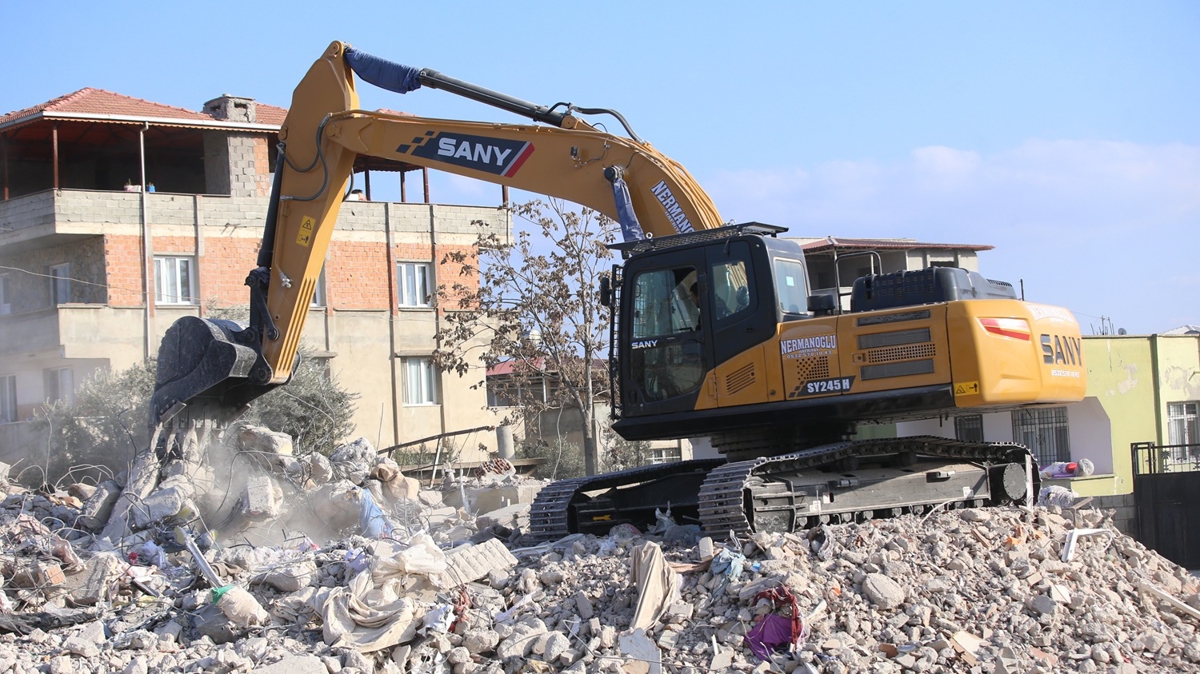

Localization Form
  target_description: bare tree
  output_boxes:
[435,199,616,475]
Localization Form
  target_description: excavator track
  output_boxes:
[529,459,725,541]
[530,436,1034,542]
[700,436,1034,536]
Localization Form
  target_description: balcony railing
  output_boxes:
[1132,441,1200,476]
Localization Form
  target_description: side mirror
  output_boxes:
[599,276,612,307]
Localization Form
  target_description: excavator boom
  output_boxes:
[149,41,723,427]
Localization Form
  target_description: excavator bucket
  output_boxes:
[148,316,274,429]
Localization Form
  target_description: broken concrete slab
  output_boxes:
[474,502,530,531]
[251,559,318,592]
[58,553,125,606]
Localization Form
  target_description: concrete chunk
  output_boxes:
[241,474,282,520]
[131,485,185,528]
[59,552,124,606]
[79,480,122,531]
[445,538,518,585]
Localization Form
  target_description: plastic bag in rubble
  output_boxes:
[213,585,270,627]
[648,507,675,534]
[346,549,370,574]
[140,541,167,568]
[420,604,454,635]
[1038,485,1078,508]
[358,488,394,538]
[710,548,746,595]
[370,533,447,584]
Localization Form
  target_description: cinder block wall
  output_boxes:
[1089,493,1137,537]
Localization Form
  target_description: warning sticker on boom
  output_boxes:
[295,216,316,247]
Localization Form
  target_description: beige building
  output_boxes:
[0,88,508,462]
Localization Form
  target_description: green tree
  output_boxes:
[30,361,156,486]
[31,327,359,485]
[203,301,359,456]
[435,199,615,475]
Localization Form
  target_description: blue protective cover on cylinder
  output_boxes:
[610,177,644,242]
[344,47,423,94]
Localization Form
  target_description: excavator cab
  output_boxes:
[612,223,795,424]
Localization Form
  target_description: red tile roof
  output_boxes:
[254,103,288,125]
[0,88,288,129]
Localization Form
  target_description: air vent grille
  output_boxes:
[725,363,757,395]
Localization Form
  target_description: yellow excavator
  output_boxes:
[150,41,1086,541]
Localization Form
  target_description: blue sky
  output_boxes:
[6,1,1198,334]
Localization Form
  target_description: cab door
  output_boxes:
[707,239,775,408]
[619,248,711,417]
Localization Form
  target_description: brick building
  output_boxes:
[0,88,509,460]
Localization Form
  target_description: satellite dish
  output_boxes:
[1117,328,1127,335]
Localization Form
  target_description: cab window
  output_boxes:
[710,243,753,324]
[628,266,704,402]
[774,258,808,316]
[631,267,698,338]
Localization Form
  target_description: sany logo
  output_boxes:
[401,132,534,177]
[1041,334,1083,366]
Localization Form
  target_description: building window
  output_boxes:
[312,269,327,307]
[49,263,71,304]
[397,262,431,307]
[154,256,197,305]
[1011,406,1070,467]
[955,415,984,443]
[648,444,682,465]
[0,273,10,315]
[403,357,438,405]
[0,375,15,422]
[487,382,518,408]
[1168,402,1199,447]
[487,378,548,408]
[44,367,74,406]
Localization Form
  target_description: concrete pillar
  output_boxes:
[497,425,514,460]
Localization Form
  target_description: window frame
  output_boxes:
[397,261,432,308]
[0,273,10,315]
[0,375,16,423]
[647,444,682,465]
[311,268,327,307]
[1168,401,1199,446]
[154,256,198,306]
[49,263,71,305]
[773,257,808,317]
[44,367,74,406]
[402,357,439,406]
[954,414,985,443]
[1011,406,1070,467]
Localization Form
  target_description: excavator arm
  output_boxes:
[149,40,723,427]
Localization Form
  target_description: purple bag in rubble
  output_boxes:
[744,613,795,661]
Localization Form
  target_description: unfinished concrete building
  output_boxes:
[0,88,509,460]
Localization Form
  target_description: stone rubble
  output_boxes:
[0,436,1197,673]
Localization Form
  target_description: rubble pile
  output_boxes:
[0,437,1197,673]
